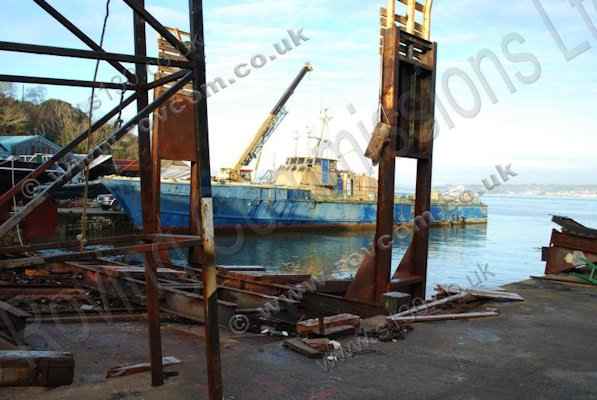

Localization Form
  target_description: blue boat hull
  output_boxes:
[103,179,488,230]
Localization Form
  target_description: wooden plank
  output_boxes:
[106,356,181,378]
[0,351,74,387]
[388,311,499,323]
[303,338,331,352]
[438,286,524,302]
[390,292,469,318]
[283,338,325,359]
[311,324,357,338]
[297,314,360,336]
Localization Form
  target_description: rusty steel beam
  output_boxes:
[68,261,237,325]
[0,72,192,239]
[32,0,136,82]
[0,237,203,270]
[344,17,399,305]
[146,69,188,91]
[0,74,135,90]
[410,42,437,299]
[0,41,191,69]
[0,351,74,387]
[122,0,192,61]
[0,234,198,255]
[373,20,400,304]
[551,229,597,255]
[552,216,597,240]
[133,0,163,386]
[188,0,223,398]
[0,234,147,255]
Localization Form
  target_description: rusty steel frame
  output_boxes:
[0,234,203,270]
[0,0,222,396]
[387,29,437,301]
[349,3,437,304]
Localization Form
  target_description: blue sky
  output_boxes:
[1,0,596,185]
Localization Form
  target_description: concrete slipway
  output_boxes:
[4,279,597,400]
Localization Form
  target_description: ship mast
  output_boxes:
[312,109,332,160]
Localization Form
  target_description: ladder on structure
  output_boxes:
[384,0,433,39]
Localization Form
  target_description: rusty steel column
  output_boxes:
[188,1,223,399]
[411,42,437,299]
[134,0,163,386]
[372,9,399,304]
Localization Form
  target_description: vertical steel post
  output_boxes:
[373,5,399,303]
[411,43,437,299]
[134,0,163,386]
[188,1,223,399]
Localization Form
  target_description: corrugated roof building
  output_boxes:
[0,135,61,157]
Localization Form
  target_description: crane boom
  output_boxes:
[228,63,313,181]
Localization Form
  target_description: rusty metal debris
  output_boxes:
[0,1,447,397]
[297,314,361,337]
[539,216,597,286]
[0,351,74,387]
[106,356,181,379]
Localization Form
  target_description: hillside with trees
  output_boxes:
[0,82,138,159]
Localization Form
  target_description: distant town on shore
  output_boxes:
[436,184,597,199]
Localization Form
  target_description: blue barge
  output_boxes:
[104,177,488,231]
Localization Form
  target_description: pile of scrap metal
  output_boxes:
[0,262,76,387]
[0,234,205,387]
[283,285,524,360]
[537,216,597,286]
[0,234,406,384]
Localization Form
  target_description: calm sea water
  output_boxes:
[215,196,597,295]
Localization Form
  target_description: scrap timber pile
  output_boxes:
[283,285,524,360]
[536,216,597,287]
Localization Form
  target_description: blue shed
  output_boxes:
[0,135,61,158]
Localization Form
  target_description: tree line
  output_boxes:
[0,82,138,159]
